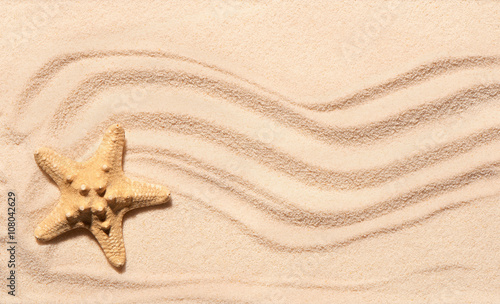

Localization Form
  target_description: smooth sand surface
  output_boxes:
[1,1,500,303]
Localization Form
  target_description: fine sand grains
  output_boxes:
[2,1,500,303]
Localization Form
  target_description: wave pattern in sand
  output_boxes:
[11,51,500,303]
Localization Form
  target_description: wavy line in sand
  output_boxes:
[15,50,500,113]
[66,113,500,191]
[25,128,500,230]
[49,69,500,145]
[18,51,500,302]
[25,146,500,232]
[25,158,499,250]
[302,56,500,111]
[24,122,500,245]
[131,149,500,228]
[161,192,494,252]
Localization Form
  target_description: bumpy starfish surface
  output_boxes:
[34,124,170,267]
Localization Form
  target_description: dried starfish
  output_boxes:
[34,124,170,267]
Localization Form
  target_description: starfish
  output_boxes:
[33,124,170,268]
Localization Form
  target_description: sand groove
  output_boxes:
[14,49,500,303]
[63,112,500,191]
[20,50,500,235]
[15,51,500,112]
[44,69,500,147]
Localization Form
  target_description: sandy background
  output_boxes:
[1,1,500,303]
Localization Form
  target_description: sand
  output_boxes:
[1,1,500,303]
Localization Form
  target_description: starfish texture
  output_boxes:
[34,124,170,267]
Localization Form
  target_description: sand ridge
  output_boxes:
[1,1,500,303]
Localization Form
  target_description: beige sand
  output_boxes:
[1,1,500,303]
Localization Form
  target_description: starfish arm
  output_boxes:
[120,178,171,210]
[90,214,126,268]
[34,202,72,241]
[34,147,78,186]
[90,124,125,173]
